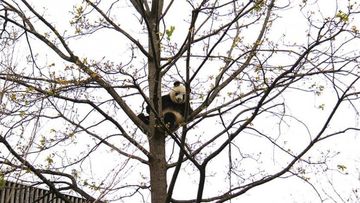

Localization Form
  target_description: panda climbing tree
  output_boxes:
[138,81,193,132]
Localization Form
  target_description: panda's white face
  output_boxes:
[170,83,186,104]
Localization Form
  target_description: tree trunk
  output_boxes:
[147,1,166,201]
[148,132,167,203]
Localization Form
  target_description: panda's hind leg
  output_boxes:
[138,113,149,125]
[163,112,177,130]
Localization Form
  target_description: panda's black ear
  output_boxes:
[173,81,181,87]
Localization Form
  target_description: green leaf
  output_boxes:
[337,164,347,171]
[336,11,349,22]
[40,136,46,147]
[20,111,26,117]
[45,154,54,167]
[254,0,265,12]
[165,26,175,40]
[318,104,325,110]
[10,93,17,101]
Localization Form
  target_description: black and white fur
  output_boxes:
[138,81,192,131]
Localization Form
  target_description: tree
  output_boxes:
[1,0,360,202]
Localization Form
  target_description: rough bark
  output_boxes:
[147,1,167,202]
[148,132,167,203]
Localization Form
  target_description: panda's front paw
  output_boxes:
[164,121,177,131]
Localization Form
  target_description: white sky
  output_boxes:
[1,0,360,202]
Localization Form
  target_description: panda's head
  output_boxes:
[169,81,187,104]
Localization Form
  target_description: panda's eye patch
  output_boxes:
[175,92,180,96]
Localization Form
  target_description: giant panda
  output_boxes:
[138,81,193,132]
